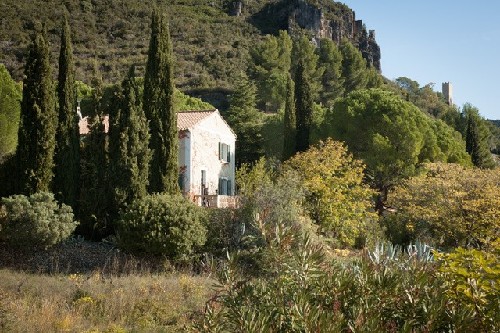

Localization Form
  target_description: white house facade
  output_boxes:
[177,110,237,208]
[79,109,237,208]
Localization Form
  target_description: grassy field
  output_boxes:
[0,268,213,332]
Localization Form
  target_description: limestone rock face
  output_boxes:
[253,0,381,71]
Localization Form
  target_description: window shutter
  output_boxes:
[218,178,222,195]
[219,142,222,160]
[227,180,232,196]
[227,145,231,163]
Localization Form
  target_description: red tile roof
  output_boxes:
[177,110,217,130]
[79,110,219,135]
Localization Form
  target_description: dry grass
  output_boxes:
[0,268,213,332]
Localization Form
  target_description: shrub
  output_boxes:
[116,194,207,260]
[0,192,77,248]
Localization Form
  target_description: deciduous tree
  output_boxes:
[285,138,377,247]
[385,163,500,248]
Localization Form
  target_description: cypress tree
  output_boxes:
[143,9,178,194]
[464,104,495,169]
[16,27,57,194]
[78,65,110,239]
[110,67,151,211]
[294,59,314,153]
[54,16,80,208]
[282,74,296,160]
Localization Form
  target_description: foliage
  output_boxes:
[282,73,296,160]
[54,16,80,209]
[0,192,77,248]
[226,73,264,166]
[437,244,500,331]
[284,138,377,247]
[339,38,369,95]
[385,163,500,248]
[175,89,214,111]
[143,9,179,194]
[318,38,344,107]
[249,30,292,113]
[197,223,490,332]
[0,64,21,161]
[324,88,471,191]
[116,194,207,260]
[77,67,111,240]
[109,67,151,213]
[294,58,314,153]
[463,103,496,169]
[16,28,57,195]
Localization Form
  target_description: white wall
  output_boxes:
[187,112,236,196]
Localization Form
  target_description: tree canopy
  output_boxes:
[323,88,471,191]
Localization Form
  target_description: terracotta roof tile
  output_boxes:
[177,110,216,130]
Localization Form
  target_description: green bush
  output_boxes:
[197,221,495,332]
[116,194,207,260]
[0,192,77,248]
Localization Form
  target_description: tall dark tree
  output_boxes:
[226,73,263,166]
[78,65,110,239]
[143,9,178,194]
[54,17,79,208]
[16,28,57,194]
[294,59,314,153]
[110,67,151,212]
[464,104,495,169]
[282,74,295,160]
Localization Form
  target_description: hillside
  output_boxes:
[0,0,379,92]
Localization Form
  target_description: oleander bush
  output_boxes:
[196,222,498,332]
[116,193,207,261]
[0,192,77,248]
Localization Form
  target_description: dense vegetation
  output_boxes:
[0,0,499,331]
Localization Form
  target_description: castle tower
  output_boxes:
[442,82,453,105]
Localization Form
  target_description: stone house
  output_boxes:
[78,109,237,208]
[177,110,237,208]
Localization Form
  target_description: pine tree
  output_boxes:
[318,38,344,107]
[54,16,79,208]
[226,73,263,166]
[339,39,369,96]
[110,67,151,212]
[143,9,178,194]
[464,104,495,169]
[16,28,57,194]
[282,74,296,160]
[294,59,314,153]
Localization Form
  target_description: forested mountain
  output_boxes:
[0,0,379,91]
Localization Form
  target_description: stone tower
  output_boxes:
[442,82,453,105]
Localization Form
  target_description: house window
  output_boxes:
[218,178,232,195]
[219,142,230,163]
[201,170,207,195]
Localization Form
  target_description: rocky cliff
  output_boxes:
[248,0,381,70]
